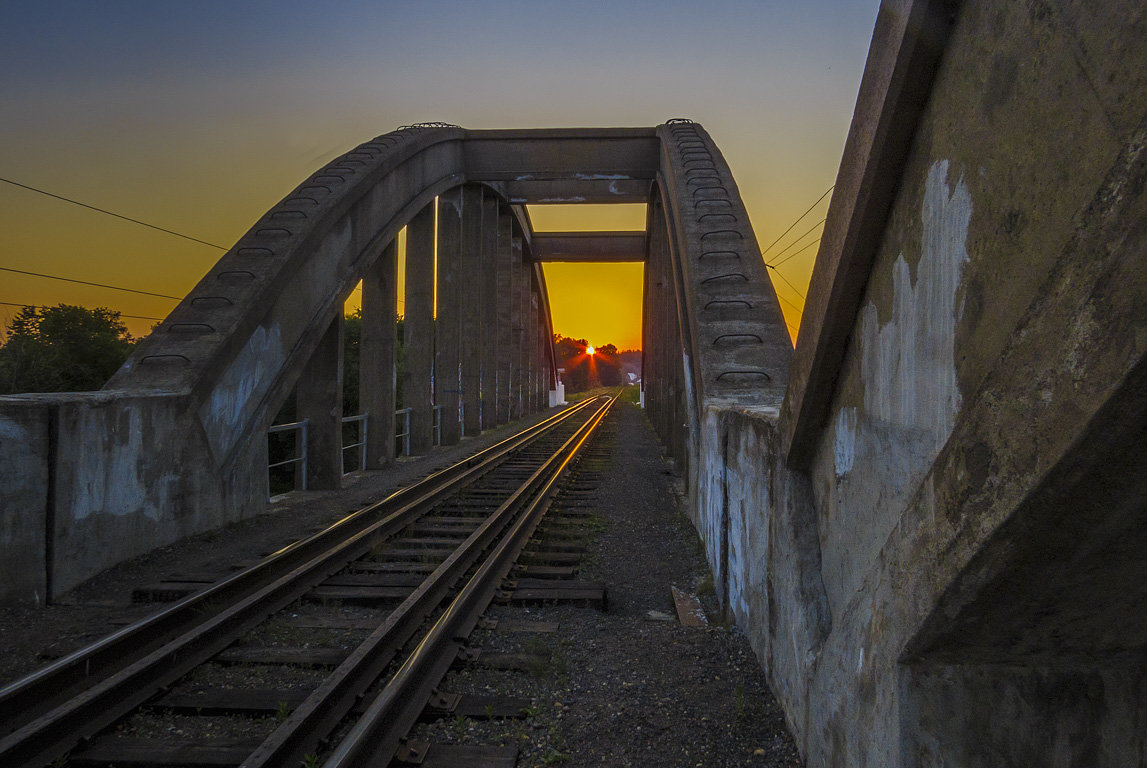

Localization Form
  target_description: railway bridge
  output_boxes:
[2,0,1147,764]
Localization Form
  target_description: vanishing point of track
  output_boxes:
[0,393,617,768]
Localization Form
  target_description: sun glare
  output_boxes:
[586,345,595,355]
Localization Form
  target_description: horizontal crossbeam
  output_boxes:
[529,231,646,262]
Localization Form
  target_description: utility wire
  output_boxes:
[766,218,826,265]
[0,266,182,300]
[761,184,833,257]
[767,263,807,301]
[773,290,804,315]
[0,176,228,251]
[771,236,822,269]
[0,300,164,321]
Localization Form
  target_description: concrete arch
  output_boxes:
[0,122,794,603]
[643,122,792,499]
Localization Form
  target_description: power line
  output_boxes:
[761,184,834,257]
[773,289,803,315]
[767,218,826,265]
[767,263,807,301]
[771,236,822,269]
[0,266,182,300]
[0,176,228,251]
[0,300,164,321]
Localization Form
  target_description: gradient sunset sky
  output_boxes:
[1,0,879,350]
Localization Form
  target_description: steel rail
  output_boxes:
[325,394,617,768]
[0,398,600,768]
[242,394,613,768]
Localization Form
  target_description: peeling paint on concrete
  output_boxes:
[832,407,857,477]
[859,160,970,437]
[573,173,630,180]
[200,323,285,462]
[813,159,973,605]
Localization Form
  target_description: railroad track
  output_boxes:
[0,393,617,768]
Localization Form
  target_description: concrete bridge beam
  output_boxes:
[360,240,397,469]
[296,312,344,490]
[509,236,525,419]
[435,188,463,446]
[460,185,484,437]
[480,192,500,429]
[494,211,514,425]
[403,202,435,456]
[523,266,538,415]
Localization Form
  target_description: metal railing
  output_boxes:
[341,414,368,475]
[270,406,442,493]
[267,419,308,497]
[394,408,412,457]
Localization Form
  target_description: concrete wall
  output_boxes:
[687,0,1147,765]
[0,391,255,602]
[0,400,50,604]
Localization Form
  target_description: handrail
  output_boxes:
[267,419,308,495]
[395,407,412,456]
[341,414,368,475]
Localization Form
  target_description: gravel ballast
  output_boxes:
[0,398,804,766]
[410,400,804,767]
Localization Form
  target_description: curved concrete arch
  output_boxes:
[108,126,469,466]
[643,122,792,488]
[0,122,793,602]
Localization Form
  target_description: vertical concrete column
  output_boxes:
[509,234,524,420]
[640,213,654,410]
[520,260,534,415]
[297,312,344,490]
[646,198,668,440]
[436,188,463,446]
[495,211,514,425]
[537,309,548,409]
[528,278,540,414]
[481,192,500,429]
[460,185,484,437]
[361,240,397,469]
[404,202,435,455]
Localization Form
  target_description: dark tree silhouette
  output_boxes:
[0,304,137,394]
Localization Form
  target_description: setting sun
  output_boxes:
[586,345,595,355]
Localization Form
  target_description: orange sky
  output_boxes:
[528,204,647,352]
[0,2,877,349]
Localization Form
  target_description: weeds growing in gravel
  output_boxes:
[451,713,468,740]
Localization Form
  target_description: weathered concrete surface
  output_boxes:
[297,313,344,489]
[0,391,253,600]
[403,202,435,455]
[360,240,397,469]
[678,1,1147,766]
[0,401,49,604]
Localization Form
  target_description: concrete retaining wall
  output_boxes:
[0,391,261,603]
[0,400,50,604]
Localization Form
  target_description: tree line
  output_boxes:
[0,305,638,400]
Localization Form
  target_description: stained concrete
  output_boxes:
[360,240,397,469]
[0,402,49,604]
[669,1,1147,766]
